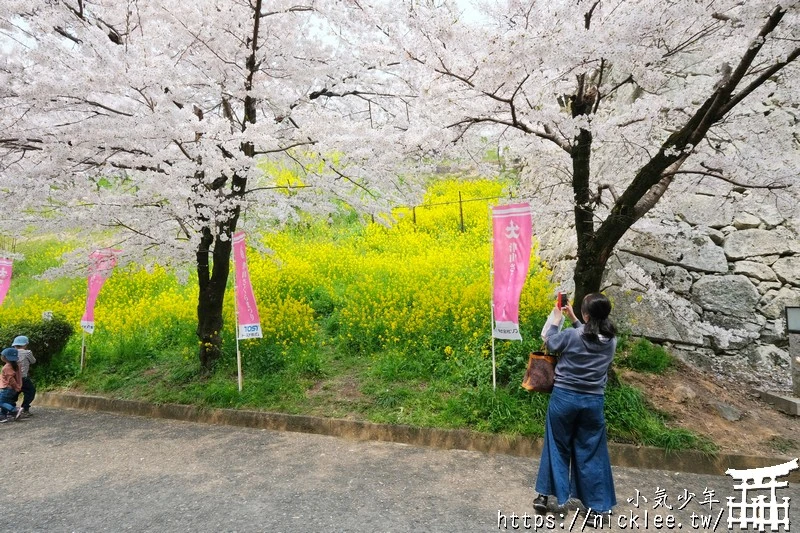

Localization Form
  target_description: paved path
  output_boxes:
[2,408,798,532]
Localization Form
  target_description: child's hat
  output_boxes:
[1,347,18,361]
[12,336,28,347]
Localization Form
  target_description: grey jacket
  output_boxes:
[545,323,616,395]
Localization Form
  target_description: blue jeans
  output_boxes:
[535,386,616,512]
[20,377,35,410]
[0,388,18,415]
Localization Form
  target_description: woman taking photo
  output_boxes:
[533,292,617,522]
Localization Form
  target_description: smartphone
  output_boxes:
[557,292,567,308]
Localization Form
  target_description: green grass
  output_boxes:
[10,183,714,453]
[32,331,718,454]
[767,436,798,455]
[605,383,716,454]
[617,338,673,374]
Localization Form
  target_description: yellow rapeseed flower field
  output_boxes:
[0,178,554,370]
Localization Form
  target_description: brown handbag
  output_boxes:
[521,346,557,393]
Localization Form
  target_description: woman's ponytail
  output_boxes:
[581,293,617,341]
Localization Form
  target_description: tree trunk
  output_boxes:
[571,242,607,316]
[195,0,258,371]
[196,224,235,371]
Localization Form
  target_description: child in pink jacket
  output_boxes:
[0,347,23,422]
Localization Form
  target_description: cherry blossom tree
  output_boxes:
[368,0,799,312]
[3,0,799,371]
[0,0,419,370]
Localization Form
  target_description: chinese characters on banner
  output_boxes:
[233,232,262,339]
[0,258,12,306]
[80,249,121,334]
[492,203,532,340]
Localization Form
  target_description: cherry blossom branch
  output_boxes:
[173,140,196,162]
[244,185,312,194]
[308,88,411,100]
[259,6,314,18]
[329,165,378,199]
[104,218,158,242]
[717,46,800,119]
[663,168,790,190]
[583,1,600,30]
[0,138,43,152]
[603,4,795,239]
[661,19,723,59]
[55,96,134,117]
[63,0,124,45]
[446,116,572,153]
[252,140,317,155]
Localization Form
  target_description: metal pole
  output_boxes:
[491,302,497,391]
[80,331,86,371]
[790,333,800,397]
[232,246,243,393]
[489,204,496,391]
[459,191,465,233]
[236,339,243,392]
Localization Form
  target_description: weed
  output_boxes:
[768,436,798,454]
[618,338,673,374]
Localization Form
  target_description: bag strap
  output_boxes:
[540,342,558,359]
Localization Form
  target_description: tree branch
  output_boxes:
[53,26,81,44]
[56,96,134,117]
[329,165,377,199]
[664,168,790,190]
[584,0,600,30]
[244,185,313,194]
[173,140,196,162]
[105,218,158,242]
[260,5,314,18]
[717,45,800,118]
[252,140,317,155]
[447,117,572,153]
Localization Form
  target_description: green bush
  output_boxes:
[0,316,75,366]
[619,338,672,374]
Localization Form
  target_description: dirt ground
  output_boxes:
[619,359,800,458]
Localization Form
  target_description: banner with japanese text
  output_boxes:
[80,249,121,334]
[0,258,12,306]
[233,232,263,339]
[492,203,532,340]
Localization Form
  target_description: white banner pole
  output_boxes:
[491,303,497,391]
[80,331,86,371]
[489,205,497,391]
[232,245,243,393]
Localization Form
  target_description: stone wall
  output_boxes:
[540,192,800,390]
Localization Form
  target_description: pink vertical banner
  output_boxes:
[80,249,121,334]
[0,258,12,306]
[492,203,533,340]
[233,232,262,339]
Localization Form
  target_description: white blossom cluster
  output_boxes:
[0,0,798,287]
[0,0,428,277]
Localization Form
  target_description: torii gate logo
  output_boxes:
[726,458,798,531]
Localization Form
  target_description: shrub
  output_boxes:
[0,316,74,366]
[619,338,672,374]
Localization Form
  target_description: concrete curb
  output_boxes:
[37,391,799,482]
